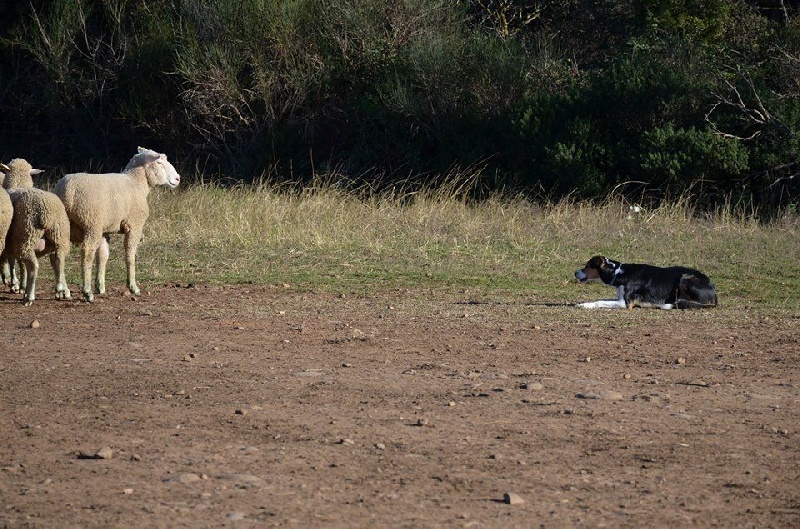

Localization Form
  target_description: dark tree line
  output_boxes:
[1,1,798,210]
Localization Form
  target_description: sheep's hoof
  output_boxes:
[83,291,94,302]
[56,289,72,300]
[23,299,34,306]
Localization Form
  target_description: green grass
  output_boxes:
[82,181,799,314]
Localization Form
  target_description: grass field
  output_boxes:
[89,181,800,314]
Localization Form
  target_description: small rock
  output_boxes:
[227,512,247,521]
[584,356,592,363]
[520,382,544,391]
[503,492,525,505]
[30,320,40,329]
[601,390,624,401]
[676,357,686,365]
[340,438,355,445]
[95,446,114,459]
[375,443,386,450]
[122,488,134,495]
[234,409,247,416]
[216,474,266,488]
[130,454,142,462]
[163,473,201,484]
[78,447,114,460]
[416,418,429,427]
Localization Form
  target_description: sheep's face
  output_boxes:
[129,148,181,189]
[150,155,181,189]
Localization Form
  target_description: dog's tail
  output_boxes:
[675,298,717,309]
[676,273,718,309]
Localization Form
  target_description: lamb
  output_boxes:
[53,147,181,302]
[6,187,71,305]
[1,158,43,291]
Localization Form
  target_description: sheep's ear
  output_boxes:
[30,168,44,176]
[141,152,160,165]
[0,162,9,173]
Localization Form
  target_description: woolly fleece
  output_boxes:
[54,147,180,301]
[7,188,71,305]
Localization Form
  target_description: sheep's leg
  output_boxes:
[123,230,141,296]
[1,254,20,292]
[80,236,101,302]
[49,250,71,300]
[94,236,109,295]
[0,254,10,286]
[16,257,26,293]
[21,253,38,306]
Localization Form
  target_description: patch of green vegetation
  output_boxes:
[82,183,799,316]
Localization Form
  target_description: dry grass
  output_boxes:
[88,178,799,313]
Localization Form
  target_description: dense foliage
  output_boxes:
[0,0,798,208]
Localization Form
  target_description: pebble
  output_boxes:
[78,447,114,460]
[234,409,247,416]
[296,370,323,377]
[29,320,40,329]
[227,512,247,521]
[340,438,355,445]
[375,443,386,450]
[676,357,687,365]
[503,492,525,505]
[520,382,544,391]
[576,390,623,401]
[95,446,114,459]
[163,473,201,484]
[122,488,134,495]
[601,390,624,401]
[216,474,266,488]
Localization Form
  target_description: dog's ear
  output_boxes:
[588,255,605,269]
[600,256,619,271]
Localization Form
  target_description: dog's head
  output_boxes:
[575,255,620,284]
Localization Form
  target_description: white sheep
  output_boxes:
[6,188,71,305]
[0,158,43,292]
[53,147,181,301]
[0,188,12,277]
[1,158,43,190]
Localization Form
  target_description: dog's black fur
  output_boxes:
[574,255,718,309]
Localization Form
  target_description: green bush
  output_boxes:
[0,0,798,211]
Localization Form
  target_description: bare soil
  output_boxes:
[1,281,799,527]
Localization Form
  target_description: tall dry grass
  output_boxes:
[113,178,798,310]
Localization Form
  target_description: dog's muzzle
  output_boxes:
[575,269,588,283]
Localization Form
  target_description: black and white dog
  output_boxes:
[574,255,718,309]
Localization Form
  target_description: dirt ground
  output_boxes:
[1,280,798,528]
